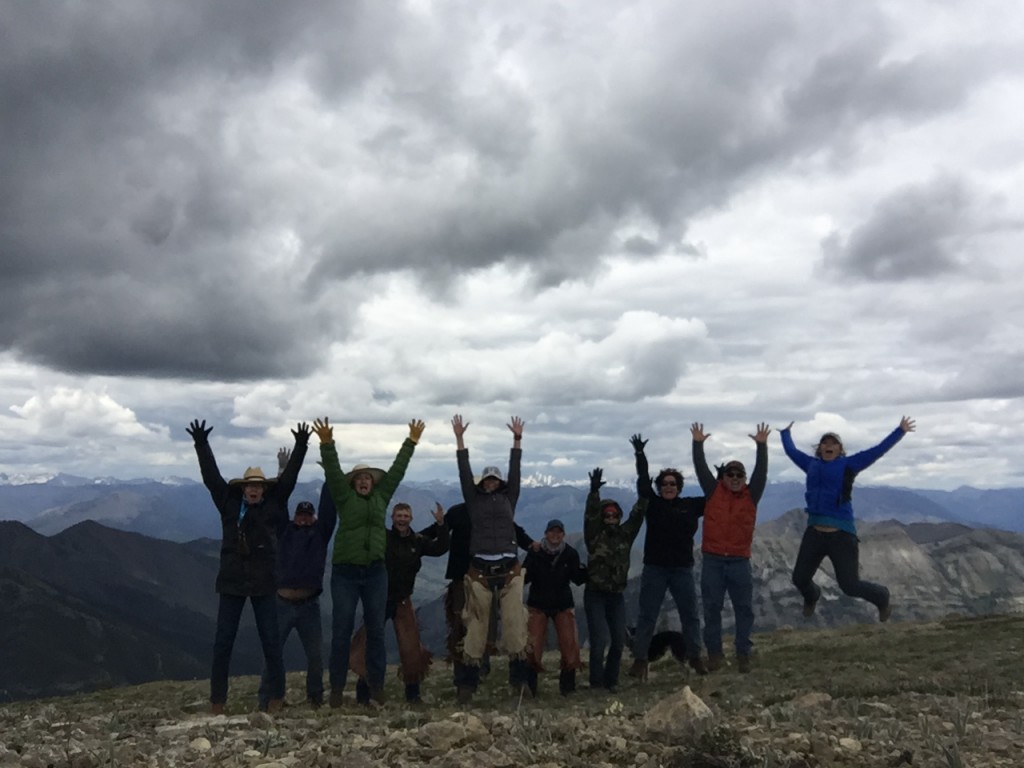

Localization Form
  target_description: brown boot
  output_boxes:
[737,655,752,674]
[329,689,345,709]
[210,702,225,715]
[266,698,285,714]
[688,657,709,675]
[627,660,648,681]
[706,653,725,672]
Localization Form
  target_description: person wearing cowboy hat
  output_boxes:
[312,416,425,707]
[450,413,530,703]
[186,419,311,715]
[781,416,916,623]
[690,422,770,674]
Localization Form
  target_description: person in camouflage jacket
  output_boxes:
[583,467,646,692]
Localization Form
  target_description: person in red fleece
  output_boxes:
[690,422,770,673]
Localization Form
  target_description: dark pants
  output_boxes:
[791,527,889,609]
[701,554,754,657]
[330,561,388,693]
[633,564,702,661]
[584,587,626,689]
[211,593,283,706]
[258,595,323,707]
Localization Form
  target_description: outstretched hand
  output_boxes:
[690,423,709,442]
[589,467,605,493]
[409,419,426,444]
[186,419,212,444]
[900,416,916,433]
[451,414,469,437]
[292,422,311,442]
[312,418,334,444]
[750,422,772,443]
[781,421,794,432]
[629,433,647,453]
[277,447,291,472]
[507,416,524,440]
[432,502,445,525]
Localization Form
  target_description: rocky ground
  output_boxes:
[1,613,1022,767]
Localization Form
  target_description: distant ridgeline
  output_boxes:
[2,500,1023,702]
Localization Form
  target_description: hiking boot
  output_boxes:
[737,655,752,674]
[369,687,387,706]
[266,698,285,714]
[456,685,474,705]
[526,667,539,698]
[307,696,323,709]
[627,660,648,681]
[706,653,725,672]
[559,669,577,696]
[355,678,371,706]
[210,702,225,715]
[329,689,345,709]
[879,591,893,622]
[688,657,709,676]
[404,683,422,704]
[802,598,818,617]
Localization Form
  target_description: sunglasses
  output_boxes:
[724,471,746,479]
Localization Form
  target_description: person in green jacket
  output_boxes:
[583,467,646,692]
[313,417,425,707]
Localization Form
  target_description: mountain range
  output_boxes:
[3,480,1023,702]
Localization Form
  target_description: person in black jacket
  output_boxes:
[187,419,310,714]
[523,519,588,696]
[627,433,708,681]
[349,502,450,704]
[257,473,337,708]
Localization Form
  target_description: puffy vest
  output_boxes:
[701,482,757,559]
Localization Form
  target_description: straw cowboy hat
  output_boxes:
[228,467,277,485]
[349,463,385,486]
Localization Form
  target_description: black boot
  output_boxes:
[355,678,371,705]
[559,668,576,696]
[526,667,539,698]
[405,683,422,703]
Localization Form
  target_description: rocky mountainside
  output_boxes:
[1,614,1021,768]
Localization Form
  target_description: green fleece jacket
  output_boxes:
[321,438,416,566]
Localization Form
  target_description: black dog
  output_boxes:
[625,626,688,663]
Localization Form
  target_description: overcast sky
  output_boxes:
[2,0,1023,491]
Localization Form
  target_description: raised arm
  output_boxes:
[452,414,477,500]
[314,418,353,508]
[780,422,812,472]
[506,416,524,508]
[630,433,654,499]
[847,417,915,472]
[583,467,605,550]
[690,423,717,497]
[747,422,771,504]
[273,422,311,499]
[375,420,422,503]
[187,420,228,504]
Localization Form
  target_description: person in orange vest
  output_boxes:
[690,422,770,673]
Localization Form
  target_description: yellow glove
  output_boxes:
[313,418,334,445]
[408,419,426,444]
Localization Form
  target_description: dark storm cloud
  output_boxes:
[819,176,974,280]
[0,1,1011,380]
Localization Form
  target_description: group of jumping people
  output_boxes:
[187,413,915,712]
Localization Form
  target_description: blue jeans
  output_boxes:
[633,564,701,661]
[258,595,323,707]
[211,593,282,705]
[584,587,626,689]
[701,554,754,657]
[330,562,388,692]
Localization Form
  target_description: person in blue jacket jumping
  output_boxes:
[781,416,915,622]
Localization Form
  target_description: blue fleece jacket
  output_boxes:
[781,426,905,535]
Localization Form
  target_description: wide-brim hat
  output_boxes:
[229,467,277,485]
[476,465,507,490]
[348,463,385,486]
